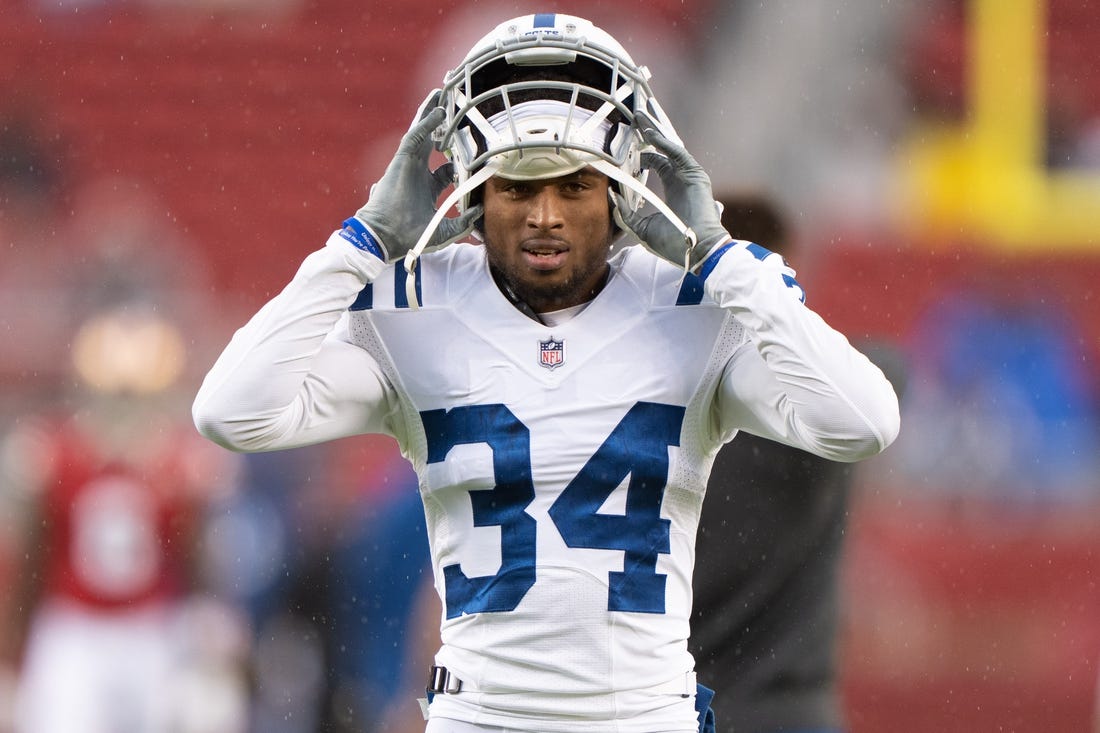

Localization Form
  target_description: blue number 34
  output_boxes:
[421,402,685,619]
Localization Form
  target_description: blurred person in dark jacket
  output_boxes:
[689,192,905,733]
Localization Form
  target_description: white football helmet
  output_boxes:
[401,13,695,305]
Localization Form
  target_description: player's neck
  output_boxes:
[538,302,591,327]
[490,266,610,324]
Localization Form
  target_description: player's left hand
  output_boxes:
[346,90,483,262]
[615,111,731,270]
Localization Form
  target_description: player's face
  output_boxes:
[481,168,614,314]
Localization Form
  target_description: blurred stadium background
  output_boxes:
[1,0,1098,731]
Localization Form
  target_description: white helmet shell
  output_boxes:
[435,12,683,214]
[398,13,696,310]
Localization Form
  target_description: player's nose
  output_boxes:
[526,188,566,231]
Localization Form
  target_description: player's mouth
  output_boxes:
[521,239,569,270]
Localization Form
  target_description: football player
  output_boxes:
[193,13,900,733]
[3,307,247,733]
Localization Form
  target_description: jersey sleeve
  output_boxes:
[192,232,403,452]
[702,241,900,462]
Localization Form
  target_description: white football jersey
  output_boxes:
[193,236,899,732]
[339,242,738,730]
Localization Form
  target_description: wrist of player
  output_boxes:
[688,228,733,272]
[615,200,724,271]
[337,215,396,262]
[323,226,389,284]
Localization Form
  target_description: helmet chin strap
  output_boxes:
[403,162,500,310]
[588,158,697,273]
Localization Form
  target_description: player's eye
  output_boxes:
[502,182,532,197]
[561,180,590,195]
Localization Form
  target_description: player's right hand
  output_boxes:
[341,90,483,263]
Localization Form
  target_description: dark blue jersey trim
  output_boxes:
[697,242,736,284]
[676,272,705,305]
[745,242,774,261]
[349,283,373,311]
[394,263,423,309]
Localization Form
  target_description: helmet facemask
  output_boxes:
[399,14,696,308]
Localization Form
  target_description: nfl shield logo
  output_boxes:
[538,337,565,370]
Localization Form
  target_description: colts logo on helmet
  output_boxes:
[538,337,565,370]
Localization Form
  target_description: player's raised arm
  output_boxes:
[620,113,900,462]
[191,91,479,452]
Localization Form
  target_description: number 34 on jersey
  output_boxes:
[422,400,686,619]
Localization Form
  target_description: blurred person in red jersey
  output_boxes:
[0,304,250,733]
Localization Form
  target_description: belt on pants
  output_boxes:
[426,666,696,698]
